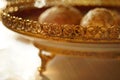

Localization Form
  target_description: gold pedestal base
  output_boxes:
[37,49,55,74]
[34,42,120,74]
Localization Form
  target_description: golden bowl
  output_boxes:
[1,0,120,74]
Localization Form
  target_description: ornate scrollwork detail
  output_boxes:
[85,26,120,40]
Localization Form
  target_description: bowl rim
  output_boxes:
[1,0,120,43]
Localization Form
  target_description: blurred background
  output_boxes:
[0,0,120,80]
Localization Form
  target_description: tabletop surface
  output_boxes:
[0,22,120,80]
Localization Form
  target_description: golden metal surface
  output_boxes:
[38,50,55,74]
[37,0,120,6]
[0,9,3,21]
[34,42,55,74]
[34,42,120,59]
[63,0,120,6]
[1,1,120,43]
